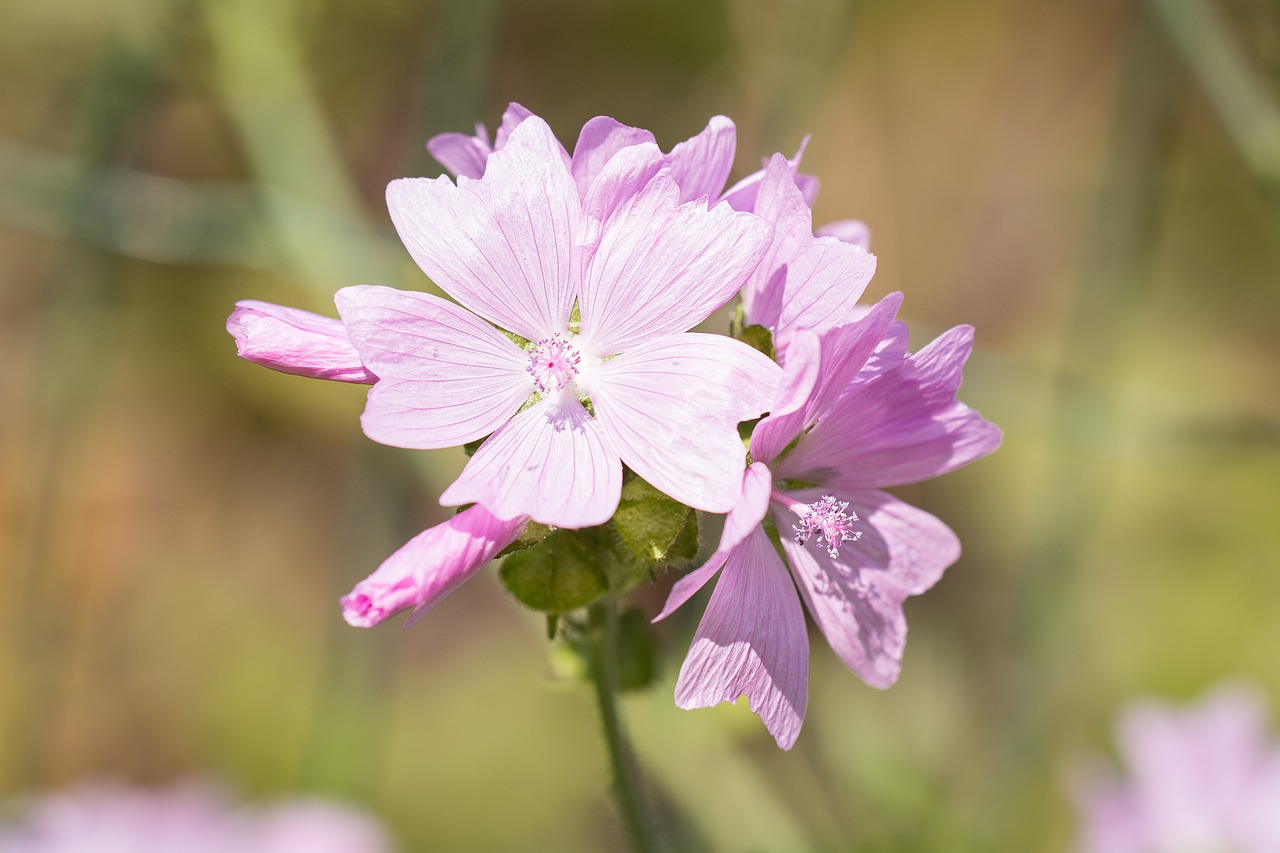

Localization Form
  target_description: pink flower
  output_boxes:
[340,504,525,628]
[731,153,877,360]
[427,102,737,206]
[0,781,394,853]
[1074,683,1280,853]
[338,114,780,528]
[655,294,1002,748]
[226,301,375,384]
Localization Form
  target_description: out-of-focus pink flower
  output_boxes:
[1074,683,1280,853]
[0,781,394,853]
[338,114,779,528]
[340,504,525,628]
[655,294,1002,749]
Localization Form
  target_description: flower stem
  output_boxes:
[589,597,661,852]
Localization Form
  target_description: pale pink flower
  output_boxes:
[1074,683,1280,853]
[226,301,375,384]
[427,102,737,206]
[655,294,1002,748]
[0,781,393,853]
[338,114,780,528]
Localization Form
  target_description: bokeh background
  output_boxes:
[3,0,1279,849]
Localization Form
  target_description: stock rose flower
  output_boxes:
[655,294,1002,748]
[342,115,779,528]
[1074,683,1280,853]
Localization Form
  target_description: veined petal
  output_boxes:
[492,102,536,149]
[675,525,809,750]
[341,505,525,628]
[570,116,655,201]
[815,218,871,250]
[335,286,531,449]
[387,116,579,341]
[440,391,621,528]
[653,461,773,622]
[426,129,490,180]
[752,295,902,465]
[776,489,957,688]
[666,115,736,203]
[227,300,375,384]
[721,136,812,212]
[586,333,781,513]
[777,324,1002,488]
[742,155,876,352]
[578,146,774,354]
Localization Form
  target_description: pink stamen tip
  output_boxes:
[526,333,581,393]
[792,494,862,558]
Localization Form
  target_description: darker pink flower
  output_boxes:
[655,294,1002,748]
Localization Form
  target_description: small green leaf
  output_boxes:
[613,478,693,563]
[498,531,608,613]
[739,324,775,360]
[495,520,554,558]
[666,509,700,564]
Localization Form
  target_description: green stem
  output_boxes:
[590,597,661,853]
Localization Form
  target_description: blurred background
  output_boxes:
[2,0,1279,849]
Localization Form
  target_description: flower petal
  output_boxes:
[426,128,490,180]
[666,115,736,203]
[776,489,958,688]
[386,116,579,341]
[815,218,871,250]
[440,391,621,528]
[751,294,902,465]
[340,505,526,628]
[492,102,535,149]
[570,115,655,201]
[674,525,809,750]
[742,155,876,353]
[721,136,813,212]
[227,300,376,383]
[577,146,774,354]
[586,333,781,512]
[335,286,531,449]
[777,324,1003,488]
[653,461,773,622]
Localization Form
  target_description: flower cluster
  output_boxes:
[1074,683,1280,853]
[227,104,1001,748]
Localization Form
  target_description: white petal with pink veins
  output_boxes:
[441,391,621,528]
[675,526,809,750]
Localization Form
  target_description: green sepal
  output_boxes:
[739,324,775,360]
[494,520,554,558]
[462,437,485,456]
[612,477,695,563]
[545,613,559,640]
[498,531,608,613]
[666,508,700,564]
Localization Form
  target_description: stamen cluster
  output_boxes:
[793,495,862,558]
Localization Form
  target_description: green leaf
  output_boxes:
[613,478,694,563]
[666,509,700,564]
[494,520,554,558]
[739,324,775,360]
[498,531,608,613]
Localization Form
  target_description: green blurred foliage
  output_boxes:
[1,0,1279,850]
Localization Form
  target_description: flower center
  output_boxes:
[793,495,862,558]
[527,333,582,394]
